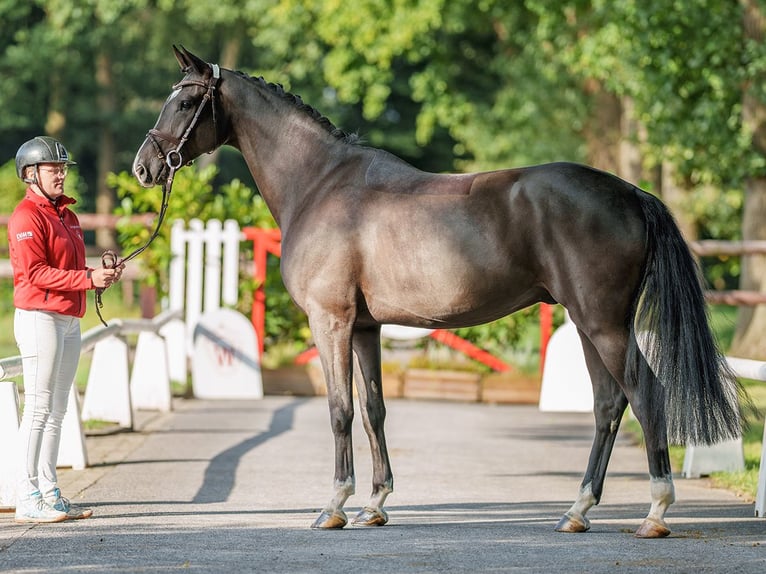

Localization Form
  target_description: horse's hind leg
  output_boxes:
[558,326,674,537]
[349,325,393,526]
[556,329,629,533]
[580,326,675,538]
[622,376,675,538]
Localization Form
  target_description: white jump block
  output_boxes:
[538,317,593,412]
[682,437,745,479]
[756,420,766,517]
[160,318,187,384]
[81,335,133,428]
[381,325,433,341]
[57,385,88,470]
[130,331,172,412]
[191,308,263,399]
[0,381,20,508]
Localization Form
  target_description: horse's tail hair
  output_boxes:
[625,190,748,446]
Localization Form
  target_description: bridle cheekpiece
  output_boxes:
[147,63,222,180]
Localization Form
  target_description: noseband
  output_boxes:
[96,64,222,326]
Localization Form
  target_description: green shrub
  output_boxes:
[108,166,312,356]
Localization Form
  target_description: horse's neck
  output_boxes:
[224,81,344,228]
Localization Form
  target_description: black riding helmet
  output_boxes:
[15,136,76,183]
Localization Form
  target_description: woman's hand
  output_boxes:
[91,263,126,289]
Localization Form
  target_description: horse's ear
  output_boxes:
[173,44,190,71]
[173,45,210,75]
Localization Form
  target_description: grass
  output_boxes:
[708,380,766,500]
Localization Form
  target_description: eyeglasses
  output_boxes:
[38,165,69,177]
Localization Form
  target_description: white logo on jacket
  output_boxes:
[16,231,33,241]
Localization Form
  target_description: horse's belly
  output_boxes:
[361,268,529,328]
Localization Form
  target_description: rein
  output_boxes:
[95,64,221,326]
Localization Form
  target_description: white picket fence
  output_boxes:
[162,219,241,382]
[164,219,262,399]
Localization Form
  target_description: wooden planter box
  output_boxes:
[261,366,317,396]
[263,364,540,405]
[480,372,541,404]
[305,362,404,398]
[402,368,482,402]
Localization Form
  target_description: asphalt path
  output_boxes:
[0,396,763,573]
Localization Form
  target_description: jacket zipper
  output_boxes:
[56,204,85,315]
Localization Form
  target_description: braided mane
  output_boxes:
[233,71,359,144]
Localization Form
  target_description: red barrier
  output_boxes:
[428,329,511,372]
[294,329,512,372]
[242,227,281,356]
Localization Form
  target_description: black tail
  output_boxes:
[625,190,746,446]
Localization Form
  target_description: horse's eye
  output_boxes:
[179,99,194,111]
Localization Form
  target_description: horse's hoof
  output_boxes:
[350,506,388,527]
[635,518,671,538]
[311,509,348,529]
[554,512,590,533]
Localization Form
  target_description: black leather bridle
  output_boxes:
[96,63,222,326]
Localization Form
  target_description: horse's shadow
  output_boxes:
[180,397,309,503]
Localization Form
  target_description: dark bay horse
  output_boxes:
[133,46,745,538]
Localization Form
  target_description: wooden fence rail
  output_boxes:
[689,240,766,306]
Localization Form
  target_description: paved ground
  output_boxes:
[0,396,763,573]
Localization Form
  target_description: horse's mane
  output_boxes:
[233,71,360,144]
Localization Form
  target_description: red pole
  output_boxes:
[429,329,511,372]
[243,228,282,358]
[253,236,267,356]
[539,303,553,372]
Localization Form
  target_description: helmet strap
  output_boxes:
[31,165,59,205]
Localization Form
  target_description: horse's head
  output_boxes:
[133,46,225,188]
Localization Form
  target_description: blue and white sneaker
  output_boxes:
[15,491,67,523]
[45,488,93,520]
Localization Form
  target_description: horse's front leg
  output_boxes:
[350,325,393,526]
[309,313,356,530]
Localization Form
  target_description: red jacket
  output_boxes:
[7,188,93,317]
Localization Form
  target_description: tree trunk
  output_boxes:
[44,73,66,138]
[617,96,643,185]
[657,160,697,243]
[95,50,117,250]
[582,80,621,173]
[731,0,766,358]
[731,176,766,359]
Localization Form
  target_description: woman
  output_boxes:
[8,136,123,523]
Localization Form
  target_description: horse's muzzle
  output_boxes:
[132,155,166,188]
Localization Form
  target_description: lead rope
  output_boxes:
[94,166,176,327]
